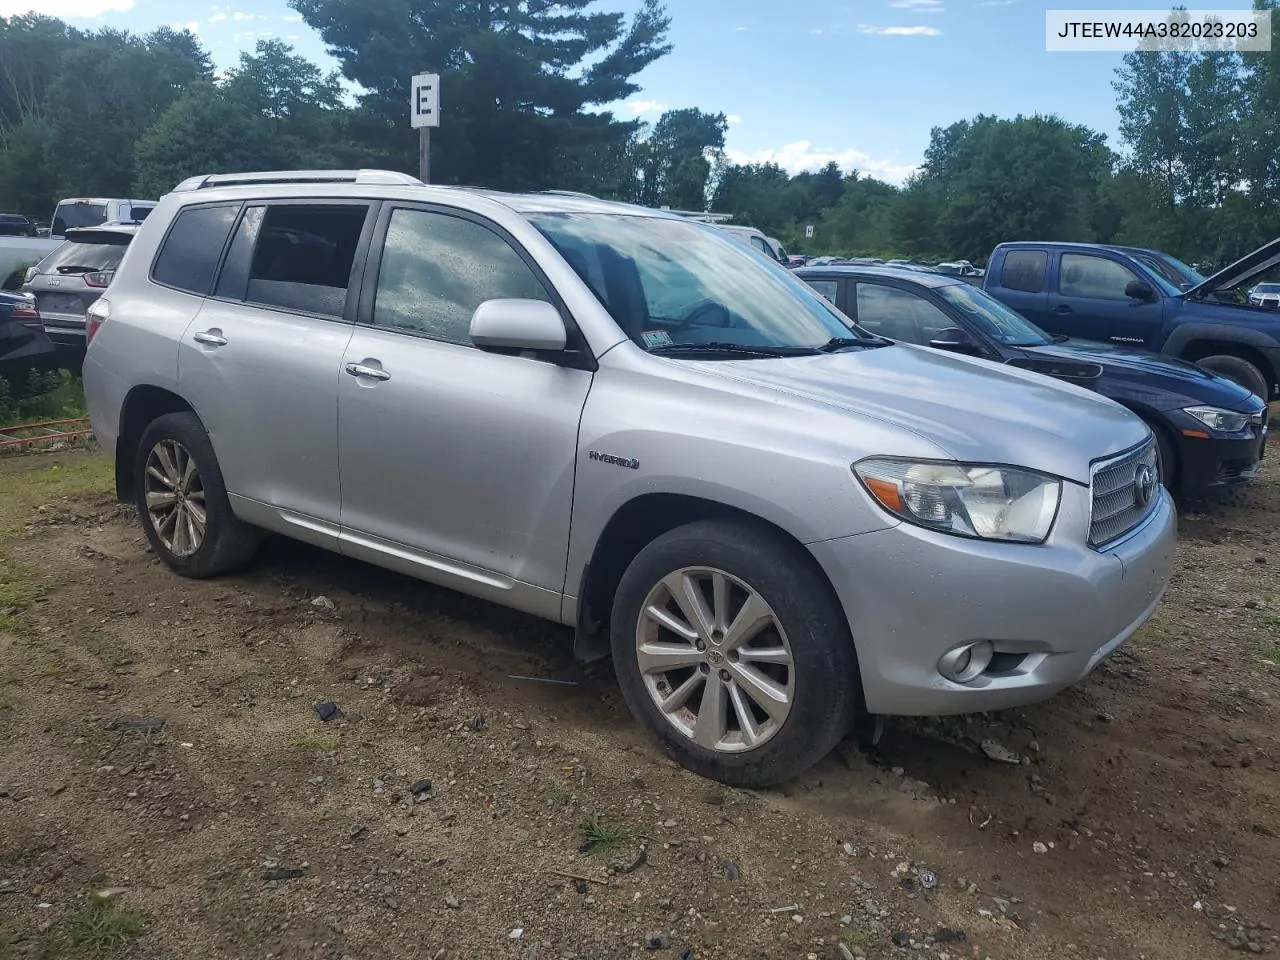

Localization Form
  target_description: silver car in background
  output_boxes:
[83,170,1176,786]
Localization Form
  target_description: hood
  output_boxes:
[698,344,1149,484]
[1183,236,1280,301]
[1024,340,1262,411]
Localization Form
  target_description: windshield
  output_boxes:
[935,282,1052,347]
[51,202,107,236]
[531,214,869,355]
[1124,250,1200,293]
[1253,283,1280,294]
[37,239,128,275]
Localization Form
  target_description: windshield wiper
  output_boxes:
[649,342,819,358]
[818,336,892,352]
[54,265,99,275]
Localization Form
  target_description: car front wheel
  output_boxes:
[610,519,861,787]
[133,412,260,578]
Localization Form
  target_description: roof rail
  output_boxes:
[538,189,600,199]
[171,169,425,192]
[661,207,733,224]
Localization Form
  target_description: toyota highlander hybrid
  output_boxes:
[83,170,1177,786]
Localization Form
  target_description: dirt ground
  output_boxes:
[0,446,1277,960]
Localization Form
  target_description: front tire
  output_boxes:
[610,519,861,787]
[133,412,260,578]
[1197,354,1269,401]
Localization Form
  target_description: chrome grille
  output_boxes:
[1089,437,1159,549]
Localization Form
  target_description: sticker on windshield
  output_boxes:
[641,329,673,349]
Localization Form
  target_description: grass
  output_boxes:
[0,371,86,429]
[64,894,144,958]
[579,812,638,858]
[292,730,341,751]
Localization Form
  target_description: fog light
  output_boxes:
[938,641,994,683]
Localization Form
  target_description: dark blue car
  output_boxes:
[796,265,1269,497]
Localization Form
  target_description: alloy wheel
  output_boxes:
[635,567,795,753]
[143,439,207,558]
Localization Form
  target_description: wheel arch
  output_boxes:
[114,385,198,502]
[570,492,843,662]
[1164,326,1278,396]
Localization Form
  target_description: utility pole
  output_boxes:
[411,72,439,184]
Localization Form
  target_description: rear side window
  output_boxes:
[804,279,838,304]
[152,204,239,295]
[221,204,368,318]
[371,208,550,343]
[999,250,1047,293]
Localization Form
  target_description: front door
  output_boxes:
[336,205,593,616]
[1046,251,1165,347]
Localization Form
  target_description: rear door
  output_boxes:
[1046,251,1164,347]
[988,248,1052,328]
[177,199,375,547]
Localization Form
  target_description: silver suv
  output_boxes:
[84,170,1176,786]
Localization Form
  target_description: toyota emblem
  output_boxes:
[1134,463,1157,507]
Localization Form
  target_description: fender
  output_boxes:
[1161,321,1280,358]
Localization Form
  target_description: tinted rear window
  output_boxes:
[38,239,128,275]
[52,202,108,235]
[999,250,1047,293]
[130,206,155,222]
[152,204,240,295]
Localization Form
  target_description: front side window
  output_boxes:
[1058,253,1141,301]
[372,208,550,344]
[152,204,239,295]
[854,283,953,344]
[804,279,838,304]
[532,214,862,355]
[935,282,1051,346]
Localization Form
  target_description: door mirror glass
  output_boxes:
[470,299,568,352]
[928,326,982,355]
[1124,279,1157,302]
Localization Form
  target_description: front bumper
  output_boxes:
[808,483,1177,716]
[1172,408,1268,494]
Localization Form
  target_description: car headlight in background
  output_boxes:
[1183,406,1251,433]
[854,459,1062,543]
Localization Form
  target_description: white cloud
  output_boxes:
[0,0,132,15]
[625,99,668,116]
[285,33,299,40]
[890,0,944,9]
[857,23,942,35]
[726,114,743,125]
[282,11,302,21]
[232,10,261,20]
[733,25,748,32]
[168,20,199,32]
[725,140,919,185]
[978,0,1016,5]
[209,10,226,20]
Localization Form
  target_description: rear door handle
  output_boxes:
[193,330,228,346]
[345,362,391,382]
[1053,305,1073,314]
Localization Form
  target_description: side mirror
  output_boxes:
[929,326,983,356]
[1125,279,1157,303]
[470,299,568,353]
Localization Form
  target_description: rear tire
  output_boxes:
[1196,354,1269,400]
[609,518,861,787]
[133,412,260,578]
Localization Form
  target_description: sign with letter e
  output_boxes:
[411,73,440,128]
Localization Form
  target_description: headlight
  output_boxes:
[1184,405,1250,433]
[854,458,1062,543]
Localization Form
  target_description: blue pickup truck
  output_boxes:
[983,239,1280,400]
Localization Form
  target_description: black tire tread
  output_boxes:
[133,412,260,579]
[609,517,860,788]
[1196,354,1269,401]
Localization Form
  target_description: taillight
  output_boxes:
[86,298,110,344]
[11,303,43,333]
[83,271,115,288]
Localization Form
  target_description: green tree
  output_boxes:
[637,108,727,209]
[289,0,672,190]
[133,84,290,197]
[711,162,797,237]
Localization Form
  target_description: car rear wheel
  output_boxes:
[1197,354,1269,401]
[610,518,861,787]
[133,412,260,578]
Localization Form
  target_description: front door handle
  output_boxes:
[193,330,228,346]
[345,362,391,382]
[1053,305,1073,314]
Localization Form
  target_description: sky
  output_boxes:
[2,0,1152,184]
